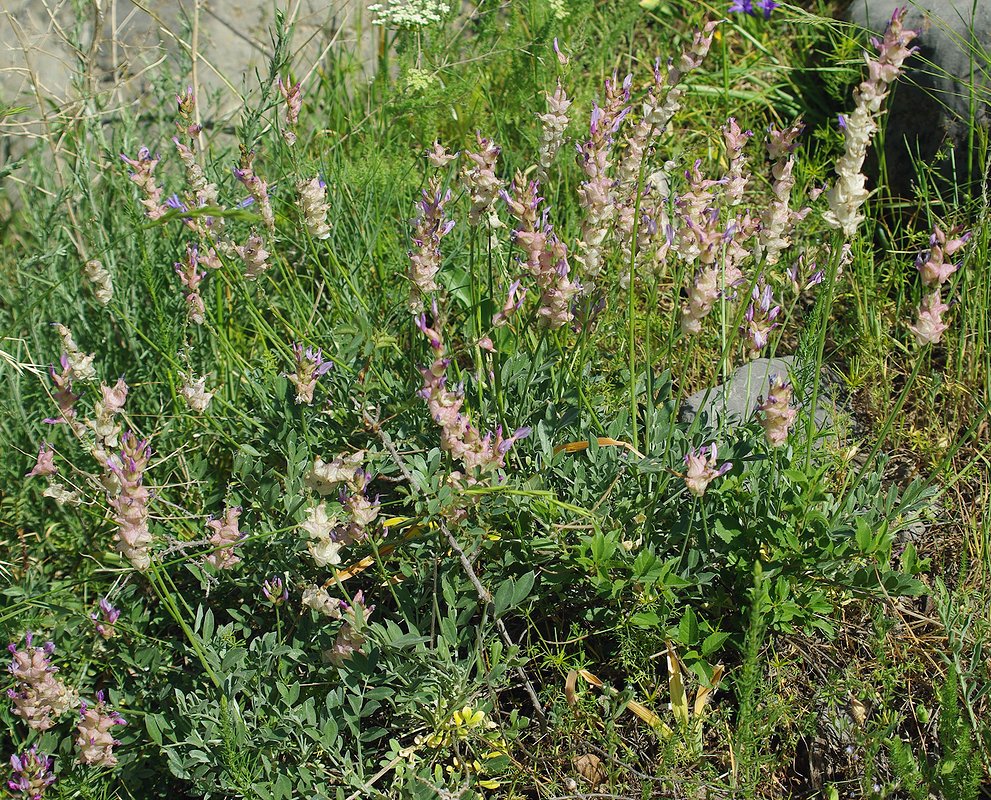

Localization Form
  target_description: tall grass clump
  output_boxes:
[1,0,989,798]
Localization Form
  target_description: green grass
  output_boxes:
[1,1,989,798]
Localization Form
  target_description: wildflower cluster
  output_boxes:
[758,377,797,447]
[824,8,918,237]
[91,598,121,639]
[298,177,331,240]
[409,179,455,308]
[120,147,166,220]
[537,83,572,177]
[108,432,154,570]
[417,313,530,474]
[302,452,378,567]
[462,134,504,227]
[503,174,577,328]
[204,505,244,570]
[300,588,375,666]
[277,76,302,145]
[233,147,275,232]
[172,88,221,232]
[175,245,207,324]
[908,225,969,346]
[75,692,126,767]
[83,259,114,305]
[287,344,332,404]
[7,635,73,731]
[684,444,732,497]
[180,372,214,412]
[263,576,289,606]
[7,747,56,800]
[760,121,810,264]
[740,279,781,359]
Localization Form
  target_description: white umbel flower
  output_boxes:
[368,0,450,28]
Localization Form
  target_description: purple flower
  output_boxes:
[684,444,732,497]
[287,344,333,405]
[263,577,289,606]
[7,747,56,799]
[730,0,776,18]
[91,598,121,639]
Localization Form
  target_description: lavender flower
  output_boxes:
[409,179,455,309]
[204,506,243,570]
[758,377,797,447]
[233,149,275,231]
[26,444,57,478]
[262,576,289,606]
[175,245,206,325]
[917,224,969,287]
[461,133,503,226]
[7,635,72,731]
[684,444,732,497]
[537,83,572,177]
[824,9,917,236]
[416,313,531,471]
[908,289,950,346]
[326,591,374,666]
[731,0,777,18]
[288,344,333,405]
[75,692,125,767]
[235,233,271,279]
[740,280,781,358]
[108,433,153,570]
[7,747,56,800]
[91,598,121,639]
[120,148,166,220]
[277,76,302,144]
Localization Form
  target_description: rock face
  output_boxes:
[844,0,991,196]
[0,0,374,159]
[679,356,836,434]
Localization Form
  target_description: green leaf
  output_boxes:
[513,571,535,606]
[701,631,731,657]
[679,607,700,646]
[145,714,165,746]
[630,611,661,628]
[493,579,515,619]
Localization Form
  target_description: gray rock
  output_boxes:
[679,356,836,434]
[844,0,991,196]
[0,0,375,163]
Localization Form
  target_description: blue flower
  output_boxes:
[730,0,778,18]
[757,0,778,18]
